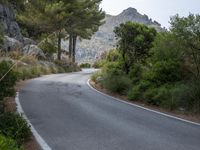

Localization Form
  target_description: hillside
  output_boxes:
[62,7,164,63]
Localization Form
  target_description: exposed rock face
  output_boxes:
[2,36,23,51]
[23,45,46,59]
[0,4,23,42]
[62,7,164,63]
[23,37,36,46]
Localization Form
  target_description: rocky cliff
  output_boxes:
[0,4,23,42]
[0,4,45,58]
[63,7,164,63]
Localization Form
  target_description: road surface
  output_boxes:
[19,69,200,150]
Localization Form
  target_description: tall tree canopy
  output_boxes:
[18,0,105,61]
[114,21,157,74]
[170,14,200,79]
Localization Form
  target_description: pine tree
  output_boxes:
[65,0,105,62]
[18,0,71,60]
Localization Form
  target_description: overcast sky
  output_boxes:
[100,0,200,28]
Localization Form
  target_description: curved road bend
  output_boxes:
[19,69,200,150]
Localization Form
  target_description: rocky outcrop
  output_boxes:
[23,45,46,59]
[0,4,23,42]
[23,37,36,46]
[62,7,165,63]
[2,36,23,52]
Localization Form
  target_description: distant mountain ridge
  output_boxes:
[62,7,164,63]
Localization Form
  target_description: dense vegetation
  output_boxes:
[17,0,105,62]
[93,14,200,114]
[0,0,105,149]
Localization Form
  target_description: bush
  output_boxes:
[143,59,181,85]
[80,63,91,68]
[128,80,151,100]
[102,74,131,95]
[0,134,23,150]
[93,59,107,68]
[91,71,102,83]
[0,61,17,101]
[127,85,141,100]
[143,87,160,106]
[128,64,143,83]
[176,81,200,113]
[0,113,31,146]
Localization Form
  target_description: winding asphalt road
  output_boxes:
[19,69,200,150]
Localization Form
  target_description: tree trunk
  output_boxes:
[122,51,129,74]
[72,35,77,63]
[69,34,73,61]
[57,31,62,60]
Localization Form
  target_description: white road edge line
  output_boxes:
[87,79,200,126]
[16,92,52,150]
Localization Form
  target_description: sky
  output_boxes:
[100,0,200,28]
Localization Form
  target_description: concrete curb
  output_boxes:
[16,92,52,150]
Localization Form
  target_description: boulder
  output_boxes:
[22,45,46,59]
[23,37,36,46]
[2,36,23,52]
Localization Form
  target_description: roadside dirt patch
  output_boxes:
[90,80,200,124]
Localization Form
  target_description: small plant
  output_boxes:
[80,63,91,68]
[0,134,23,150]
[0,113,31,146]
[0,61,17,102]
[91,71,102,83]
[102,74,131,95]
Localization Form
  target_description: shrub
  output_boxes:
[0,113,31,146]
[187,81,200,113]
[127,85,141,100]
[93,59,107,68]
[143,59,182,85]
[127,80,151,100]
[143,87,160,106]
[176,81,200,113]
[102,74,131,95]
[0,61,17,101]
[80,63,91,68]
[106,49,122,62]
[128,64,143,83]
[91,71,102,83]
[0,134,23,150]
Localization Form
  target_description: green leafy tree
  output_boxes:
[114,21,157,74]
[170,14,200,79]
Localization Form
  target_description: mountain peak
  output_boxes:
[121,7,137,15]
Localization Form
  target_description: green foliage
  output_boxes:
[93,59,107,68]
[38,34,57,58]
[170,14,200,79]
[0,61,17,101]
[0,134,23,150]
[143,59,182,85]
[93,49,122,68]
[114,21,157,74]
[18,0,105,61]
[179,81,200,113]
[0,26,4,47]
[91,71,102,83]
[102,74,131,95]
[101,61,131,94]
[95,14,200,113]
[0,113,31,146]
[80,63,91,68]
